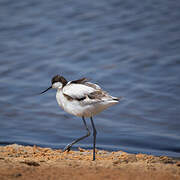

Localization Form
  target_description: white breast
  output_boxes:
[56,89,88,117]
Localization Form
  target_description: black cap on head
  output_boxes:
[51,75,67,86]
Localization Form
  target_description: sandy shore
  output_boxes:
[0,144,180,180]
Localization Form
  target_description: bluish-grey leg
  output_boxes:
[90,117,97,161]
[63,116,90,152]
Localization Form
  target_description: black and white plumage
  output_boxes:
[40,75,119,160]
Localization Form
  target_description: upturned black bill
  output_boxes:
[40,86,52,94]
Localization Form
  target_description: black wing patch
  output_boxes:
[71,78,88,84]
[63,93,86,101]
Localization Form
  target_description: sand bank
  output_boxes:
[0,144,179,180]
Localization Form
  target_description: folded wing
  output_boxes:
[63,83,96,100]
[63,81,119,104]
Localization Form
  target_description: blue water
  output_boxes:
[0,0,180,157]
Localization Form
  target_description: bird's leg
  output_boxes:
[63,116,90,152]
[90,117,97,161]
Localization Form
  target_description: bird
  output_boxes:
[40,75,119,160]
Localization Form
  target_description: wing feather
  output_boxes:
[70,77,88,84]
[63,83,95,99]
[63,81,119,104]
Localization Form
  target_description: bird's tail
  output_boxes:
[112,96,123,102]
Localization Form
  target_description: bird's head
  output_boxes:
[40,75,67,94]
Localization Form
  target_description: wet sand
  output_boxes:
[0,144,180,180]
